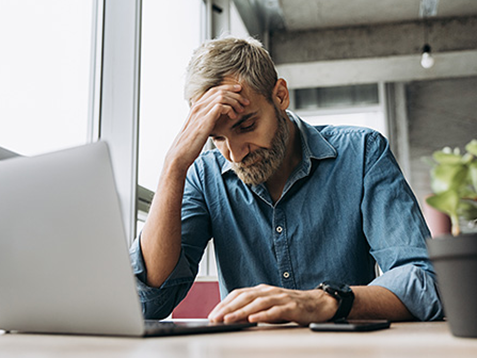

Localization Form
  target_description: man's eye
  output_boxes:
[213,136,225,142]
[240,122,255,132]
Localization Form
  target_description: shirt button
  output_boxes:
[283,272,290,279]
[276,226,283,233]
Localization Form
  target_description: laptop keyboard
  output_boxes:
[143,320,257,337]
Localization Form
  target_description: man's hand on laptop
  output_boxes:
[208,284,338,326]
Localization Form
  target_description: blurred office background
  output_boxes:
[1,0,476,278]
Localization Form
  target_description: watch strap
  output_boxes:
[317,281,355,321]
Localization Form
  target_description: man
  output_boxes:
[130,36,443,324]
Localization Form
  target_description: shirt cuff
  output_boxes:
[369,264,444,321]
[129,236,195,319]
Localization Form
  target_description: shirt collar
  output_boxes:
[221,160,233,175]
[221,110,337,175]
[287,110,337,161]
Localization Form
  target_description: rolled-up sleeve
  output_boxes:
[129,160,213,319]
[370,263,443,321]
[361,132,444,321]
[129,237,196,319]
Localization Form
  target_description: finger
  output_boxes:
[208,288,258,322]
[213,285,285,322]
[185,100,237,138]
[188,96,240,128]
[208,290,239,318]
[196,84,242,105]
[209,285,273,322]
[208,101,240,121]
[208,90,249,116]
[222,293,289,323]
[224,289,296,322]
[197,85,250,113]
[247,305,292,324]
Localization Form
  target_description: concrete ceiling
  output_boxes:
[252,0,477,31]
[232,0,477,88]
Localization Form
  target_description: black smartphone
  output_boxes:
[309,320,391,332]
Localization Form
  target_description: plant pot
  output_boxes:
[427,233,477,338]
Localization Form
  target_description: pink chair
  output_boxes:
[423,197,451,238]
[172,281,220,318]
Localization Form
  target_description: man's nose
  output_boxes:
[227,139,248,163]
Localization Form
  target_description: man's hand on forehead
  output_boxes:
[196,83,250,121]
[220,79,252,115]
[167,83,250,171]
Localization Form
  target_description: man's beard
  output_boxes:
[231,108,289,186]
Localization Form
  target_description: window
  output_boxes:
[295,84,379,109]
[292,83,388,137]
[0,0,97,156]
[137,0,203,193]
[230,0,249,38]
[136,0,204,234]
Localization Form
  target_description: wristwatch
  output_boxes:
[317,281,355,321]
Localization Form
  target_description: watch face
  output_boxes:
[322,281,352,296]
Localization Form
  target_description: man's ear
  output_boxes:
[272,78,290,110]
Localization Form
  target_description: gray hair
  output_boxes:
[184,36,278,105]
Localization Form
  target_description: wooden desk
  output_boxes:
[1,322,477,358]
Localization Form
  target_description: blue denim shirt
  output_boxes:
[130,111,443,321]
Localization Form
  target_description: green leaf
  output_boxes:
[430,164,468,194]
[465,139,477,156]
[432,151,463,165]
[457,201,477,221]
[426,191,460,218]
[469,162,477,193]
[462,153,474,164]
[460,187,477,200]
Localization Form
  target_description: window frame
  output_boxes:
[98,0,142,244]
[99,0,220,245]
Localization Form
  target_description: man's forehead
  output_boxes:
[221,77,257,98]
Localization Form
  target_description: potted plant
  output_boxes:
[425,139,477,338]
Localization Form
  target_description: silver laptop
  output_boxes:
[0,146,19,161]
[0,142,255,337]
